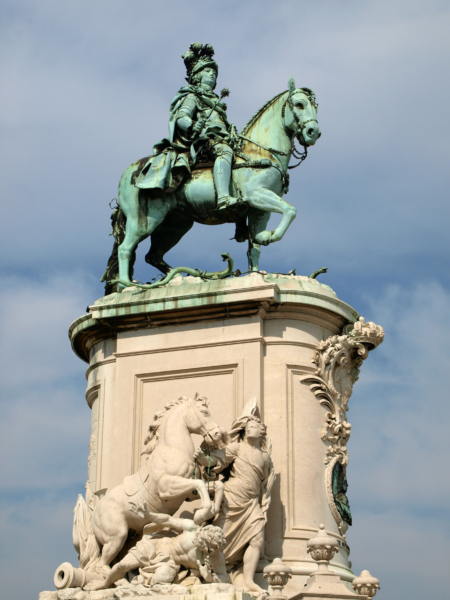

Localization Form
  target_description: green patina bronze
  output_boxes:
[111,252,234,290]
[102,43,321,294]
[332,461,353,526]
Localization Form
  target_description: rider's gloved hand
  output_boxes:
[193,119,205,133]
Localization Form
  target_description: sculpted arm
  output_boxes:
[148,512,197,532]
[194,441,239,472]
[261,452,275,517]
[176,94,199,133]
[209,553,230,583]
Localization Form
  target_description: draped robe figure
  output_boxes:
[195,411,274,597]
[214,441,268,565]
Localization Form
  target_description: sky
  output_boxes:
[0,1,449,599]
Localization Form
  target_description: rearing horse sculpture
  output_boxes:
[103,77,320,293]
[90,395,222,568]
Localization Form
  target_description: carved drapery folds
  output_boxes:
[300,317,384,533]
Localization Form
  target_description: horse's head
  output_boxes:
[186,393,222,445]
[284,76,321,147]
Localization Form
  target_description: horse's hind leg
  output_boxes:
[145,213,194,274]
[93,497,129,567]
[99,531,128,567]
[118,192,175,286]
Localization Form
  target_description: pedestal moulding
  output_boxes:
[69,273,382,595]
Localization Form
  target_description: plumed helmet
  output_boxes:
[182,43,218,83]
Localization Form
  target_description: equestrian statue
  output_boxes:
[101,43,321,294]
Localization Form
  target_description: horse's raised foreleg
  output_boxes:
[117,193,175,287]
[245,188,297,246]
[159,474,214,523]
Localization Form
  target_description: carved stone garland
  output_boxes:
[300,317,384,534]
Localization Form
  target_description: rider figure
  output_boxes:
[136,43,239,212]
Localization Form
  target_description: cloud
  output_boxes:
[1,0,449,283]
[348,509,447,599]
[0,2,449,600]
[0,271,96,599]
[345,281,450,597]
[0,272,95,490]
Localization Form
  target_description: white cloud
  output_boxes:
[1,0,449,276]
[0,273,96,389]
[0,2,449,600]
[345,281,450,599]
[348,509,448,599]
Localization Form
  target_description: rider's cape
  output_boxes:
[135,85,231,193]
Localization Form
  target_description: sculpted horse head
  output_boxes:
[142,394,222,457]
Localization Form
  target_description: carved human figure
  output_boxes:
[84,513,228,590]
[136,43,238,211]
[196,411,273,597]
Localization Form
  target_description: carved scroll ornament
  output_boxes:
[300,317,384,534]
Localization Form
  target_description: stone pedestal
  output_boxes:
[69,273,382,598]
[40,583,252,600]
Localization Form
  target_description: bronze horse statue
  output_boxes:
[102,77,320,293]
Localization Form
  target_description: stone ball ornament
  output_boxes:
[306,524,339,564]
[263,558,293,600]
[352,570,380,597]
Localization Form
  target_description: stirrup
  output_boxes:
[217,195,239,210]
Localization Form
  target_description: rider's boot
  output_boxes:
[214,154,239,211]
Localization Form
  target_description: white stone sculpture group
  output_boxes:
[70,395,274,598]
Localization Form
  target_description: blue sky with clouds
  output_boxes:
[1,1,449,599]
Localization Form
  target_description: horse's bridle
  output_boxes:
[188,399,219,439]
[285,88,319,139]
[236,88,318,173]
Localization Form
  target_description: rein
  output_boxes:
[233,93,314,191]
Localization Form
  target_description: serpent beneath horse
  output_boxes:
[102,78,320,293]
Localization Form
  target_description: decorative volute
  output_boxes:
[300,318,384,534]
[352,570,380,597]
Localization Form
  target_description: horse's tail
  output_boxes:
[72,494,101,572]
[100,205,136,295]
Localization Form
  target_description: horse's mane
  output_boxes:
[142,396,189,455]
[241,90,288,136]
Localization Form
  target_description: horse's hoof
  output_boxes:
[193,505,214,524]
[254,230,272,246]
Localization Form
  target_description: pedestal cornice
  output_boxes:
[69,273,359,362]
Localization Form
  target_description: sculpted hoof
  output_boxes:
[254,230,272,246]
[193,504,215,524]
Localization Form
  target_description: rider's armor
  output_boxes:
[176,90,236,207]
[135,44,238,211]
